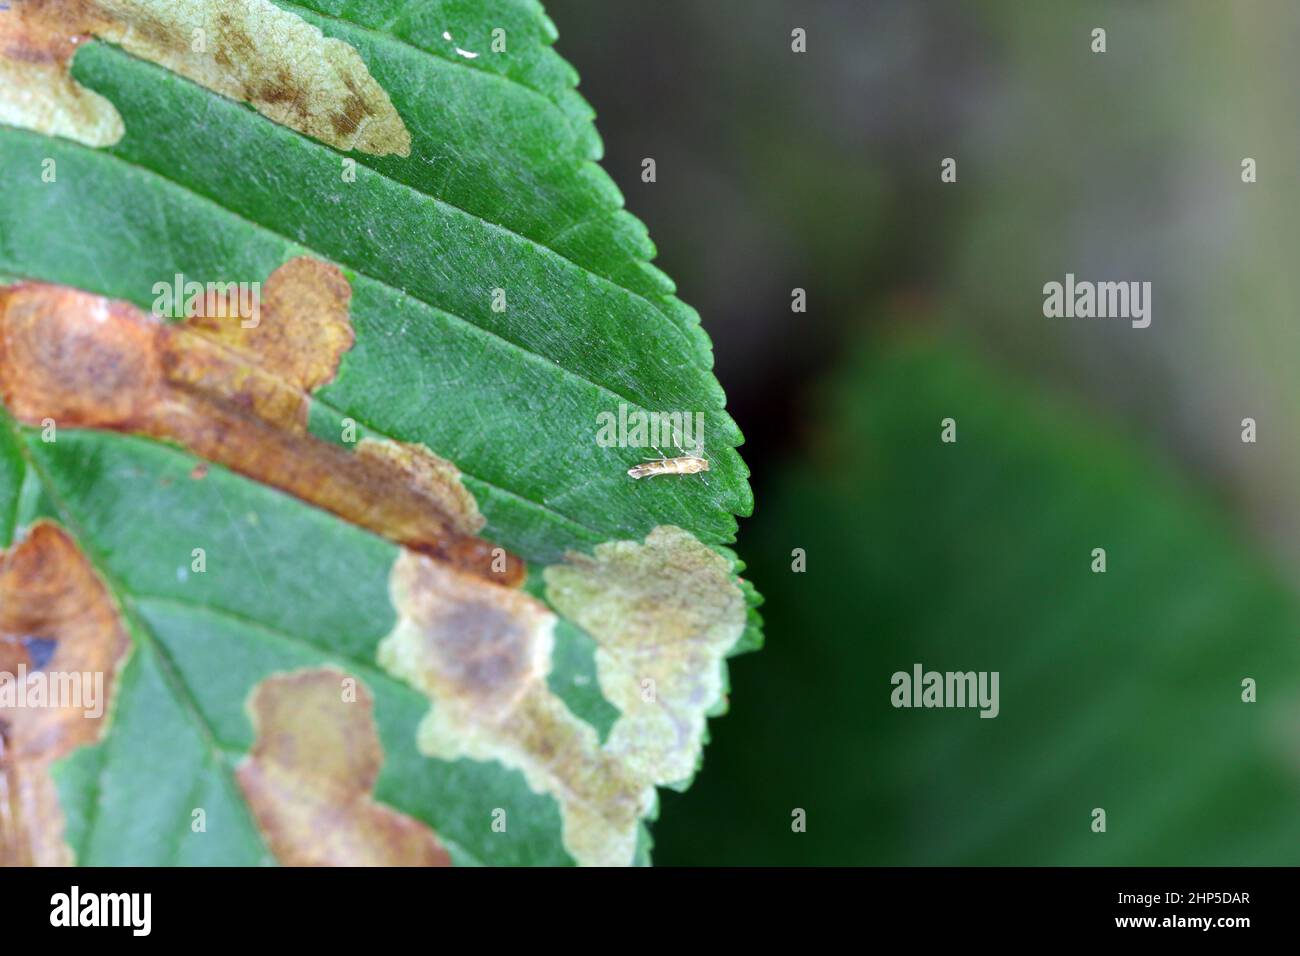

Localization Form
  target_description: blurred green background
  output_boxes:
[546,0,1300,863]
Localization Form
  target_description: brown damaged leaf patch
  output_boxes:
[0,0,411,155]
[0,6,122,146]
[0,261,524,585]
[544,526,748,788]
[382,526,748,865]
[380,552,653,867]
[236,668,451,867]
[0,521,130,866]
[165,255,356,432]
[356,437,485,538]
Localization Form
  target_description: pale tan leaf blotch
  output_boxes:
[545,525,747,787]
[381,526,747,865]
[0,0,411,155]
[236,667,452,866]
[379,554,653,867]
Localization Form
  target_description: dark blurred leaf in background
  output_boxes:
[655,331,1300,864]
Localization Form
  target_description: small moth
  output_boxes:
[628,452,710,479]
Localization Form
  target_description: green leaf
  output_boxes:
[0,0,757,867]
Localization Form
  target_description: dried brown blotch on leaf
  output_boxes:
[0,521,130,866]
[0,639,32,677]
[0,0,410,155]
[356,438,485,538]
[382,527,748,865]
[544,526,747,788]
[0,263,524,585]
[0,281,161,429]
[166,256,353,431]
[379,552,653,867]
[236,668,451,867]
[0,5,122,146]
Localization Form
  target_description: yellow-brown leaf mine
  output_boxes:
[379,553,654,867]
[0,261,524,585]
[355,437,485,538]
[0,0,411,156]
[544,526,747,787]
[173,255,356,432]
[236,667,451,866]
[0,521,130,866]
[0,4,123,146]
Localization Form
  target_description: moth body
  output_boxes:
[627,455,710,479]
